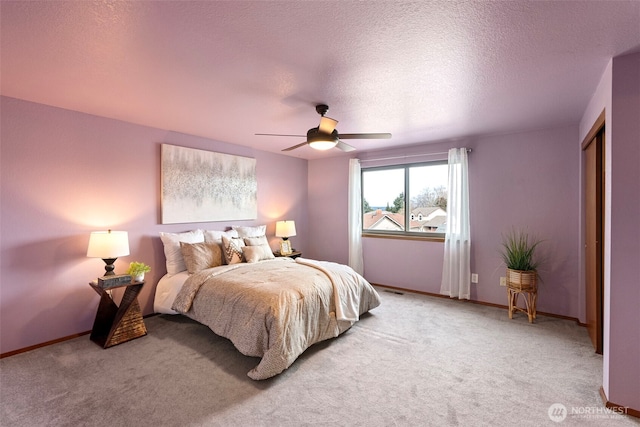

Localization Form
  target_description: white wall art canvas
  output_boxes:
[161,144,257,224]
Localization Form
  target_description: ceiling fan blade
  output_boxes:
[339,133,392,140]
[336,140,356,152]
[256,133,306,137]
[282,141,309,152]
[318,117,338,134]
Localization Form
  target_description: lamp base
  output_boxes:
[102,258,117,276]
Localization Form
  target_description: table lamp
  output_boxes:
[87,230,130,276]
[275,220,296,255]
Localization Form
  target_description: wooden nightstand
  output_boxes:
[274,250,302,259]
[89,280,147,348]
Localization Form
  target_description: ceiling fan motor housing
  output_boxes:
[307,127,338,142]
[315,104,329,116]
[307,127,339,150]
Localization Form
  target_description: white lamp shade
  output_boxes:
[275,220,297,238]
[87,230,130,258]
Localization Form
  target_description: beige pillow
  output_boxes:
[243,235,269,246]
[180,241,223,274]
[243,245,276,263]
[242,236,274,262]
[222,235,245,264]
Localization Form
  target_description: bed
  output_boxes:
[154,227,381,380]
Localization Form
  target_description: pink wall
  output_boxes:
[306,156,350,263]
[609,53,640,412]
[580,59,615,400]
[309,126,580,318]
[0,96,308,354]
[579,52,640,412]
[578,60,612,326]
[468,126,580,316]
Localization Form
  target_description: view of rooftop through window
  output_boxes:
[362,162,448,235]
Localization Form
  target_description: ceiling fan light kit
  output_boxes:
[256,104,392,153]
[308,139,337,151]
[307,128,338,150]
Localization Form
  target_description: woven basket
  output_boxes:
[507,268,537,291]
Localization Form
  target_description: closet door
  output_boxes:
[584,130,604,354]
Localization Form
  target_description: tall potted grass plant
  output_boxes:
[500,228,542,290]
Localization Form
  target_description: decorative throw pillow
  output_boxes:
[159,230,204,275]
[232,225,266,238]
[243,235,269,247]
[243,245,276,263]
[221,235,245,264]
[179,241,223,274]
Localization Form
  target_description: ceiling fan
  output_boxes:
[256,104,392,152]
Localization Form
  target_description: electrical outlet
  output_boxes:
[471,273,478,283]
[500,277,507,287]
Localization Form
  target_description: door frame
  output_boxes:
[581,110,605,354]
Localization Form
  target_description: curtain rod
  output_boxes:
[359,148,471,163]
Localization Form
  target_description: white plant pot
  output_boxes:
[132,273,145,283]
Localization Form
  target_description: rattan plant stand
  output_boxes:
[506,269,538,323]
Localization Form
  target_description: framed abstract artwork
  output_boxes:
[161,144,257,224]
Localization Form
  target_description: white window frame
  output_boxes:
[361,161,447,240]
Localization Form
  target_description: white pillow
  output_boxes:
[232,225,266,238]
[159,230,204,275]
[203,229,238,243]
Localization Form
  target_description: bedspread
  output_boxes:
[171,257,380,380]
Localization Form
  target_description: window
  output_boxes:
[362,161,448,238]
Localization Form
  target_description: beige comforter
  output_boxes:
[172,257,380,380]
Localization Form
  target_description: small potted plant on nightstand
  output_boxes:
[126,261,151,283]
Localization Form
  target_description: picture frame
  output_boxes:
[161,144,257,224]
[279,240,293,255]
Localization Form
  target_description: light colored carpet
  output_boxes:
[1,287,637,427]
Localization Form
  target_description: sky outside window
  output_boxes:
[363,164,448,208]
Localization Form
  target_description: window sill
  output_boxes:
[362,233,445,243]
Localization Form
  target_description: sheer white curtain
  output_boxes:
[348,158,364,275]
[440,148,471,299]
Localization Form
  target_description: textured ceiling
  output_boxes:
[1,1,639,159]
